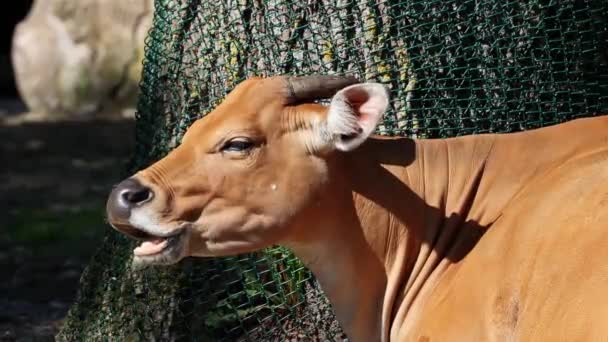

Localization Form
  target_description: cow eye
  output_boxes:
[221,138,254,153]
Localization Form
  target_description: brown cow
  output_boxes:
[106,75,608,341]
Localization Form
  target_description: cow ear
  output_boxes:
[325,83,389,151]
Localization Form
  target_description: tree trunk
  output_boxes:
[58,0,608,340]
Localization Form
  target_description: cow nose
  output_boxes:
[106,178,154,222]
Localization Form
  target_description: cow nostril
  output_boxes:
[107,178,154,223]
[122,187,153,205]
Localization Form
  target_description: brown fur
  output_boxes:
[109,76,608,341]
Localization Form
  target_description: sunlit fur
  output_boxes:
[120,76,387,261]
[107,75,608,342]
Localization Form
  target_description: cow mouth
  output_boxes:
[132,228,186,261]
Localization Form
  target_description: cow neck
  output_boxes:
[285,135,496,342]
[284,160,387,341]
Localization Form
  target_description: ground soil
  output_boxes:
[0,111,135,341]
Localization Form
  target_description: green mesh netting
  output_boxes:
[58,0,608,340]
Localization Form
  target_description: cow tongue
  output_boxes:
[134,238,168,256]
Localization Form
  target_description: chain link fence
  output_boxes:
[58,0,608,340]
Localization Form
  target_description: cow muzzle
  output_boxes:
[106,178,154,237]
[106,177,190,265]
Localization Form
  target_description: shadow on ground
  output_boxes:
[0,118,135,341]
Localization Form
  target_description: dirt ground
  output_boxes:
[0,109,135,341]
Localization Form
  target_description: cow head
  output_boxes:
[106,75,389,266]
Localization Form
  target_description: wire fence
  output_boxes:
[58,0,608,340]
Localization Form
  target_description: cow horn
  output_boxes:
[284,75,359,103]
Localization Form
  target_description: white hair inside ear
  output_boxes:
[326,83,390,151]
